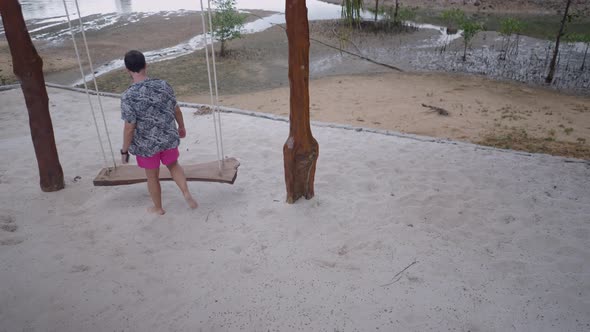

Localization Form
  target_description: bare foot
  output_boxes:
[147,206,166,215]
[184,193,198,209]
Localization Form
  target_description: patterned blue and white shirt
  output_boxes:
[121,78,180,157]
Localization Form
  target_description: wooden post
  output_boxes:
[0,0,65,192]
[284,0,319,204]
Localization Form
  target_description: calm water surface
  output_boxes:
[19,0,341,20]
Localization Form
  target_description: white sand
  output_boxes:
[1,87,589,331]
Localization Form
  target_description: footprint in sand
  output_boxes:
[503,215,516,225]
[0,214,24,246]
[256,208,276,218]
[0,238,24,246]
[70,264,90,273]
[1,223,17,233]
[0,215,18,233]
[573,228,589,240]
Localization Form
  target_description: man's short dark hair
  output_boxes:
[124,50,146,73]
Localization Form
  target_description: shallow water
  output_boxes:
[4,0,586,94]
[16,0,341,21]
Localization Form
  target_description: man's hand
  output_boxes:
[121,150,130,164]
[122,122,135,163]
[175,106,186,139]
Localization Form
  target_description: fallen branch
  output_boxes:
[312,38,403,72]
[381,260,418,287]
[247,12,403,73]
[421,103,450,116]
[331,27,363,56]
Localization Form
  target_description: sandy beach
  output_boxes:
[1,87,589,331]
[1,6,589,158]
[87,20,590,159]
[210,71,590,159]
[1,1,590,329]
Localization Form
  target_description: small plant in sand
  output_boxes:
[481,128,590,159]
[440,8,465,33]
[459,18,483,61]
[498,18,525,60]
[564,32,590,71]
[387,5,417,31]
[341,0,364,28]
[438,9,466,53]
[385,0,416,28]
[373,0,380,22]
[367,0,416,31]
[546,0,573,83]
[211,0,247,57]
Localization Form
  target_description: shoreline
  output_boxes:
[1,11,589,159]
[0,10,277,86]
[322,0,590,15]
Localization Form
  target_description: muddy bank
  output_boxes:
[214,71,590,159]
[92,20,589,159]
[87,15,589,96]
[0,10,273,85]
[322,0,590,15]
[2,10,589,158]
[93,22,437,96]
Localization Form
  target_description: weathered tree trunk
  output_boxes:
[0,0,65,192]
[394,0,400,25]
[220,40,226,57]
[284,0,319,204]
[546,0,572,84]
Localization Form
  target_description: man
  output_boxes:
[120,50,198,215]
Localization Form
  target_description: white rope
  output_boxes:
[199,0,222,170]
[206,0,225,161]
[73,0,117,169]
[62,0,109,169]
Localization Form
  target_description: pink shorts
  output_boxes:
[136,147,179,169]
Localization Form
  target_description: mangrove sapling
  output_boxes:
[441,8,465,32]
[439,9,466,53]
[582,36,590,71]
[499,18,525,60]
[460,19,483,61]
[546,0,572,83]
[566,32,590,71]
[375,1,416,31]
[393,0,400,25]
[374,0,379,22]
[211,0,247,57]
[341,0,364,28]
[397,6,417,32]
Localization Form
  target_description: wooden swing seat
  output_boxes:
[93,157,239,186]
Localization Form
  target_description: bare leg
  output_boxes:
[145,168,165,215]
[167,161,198,209]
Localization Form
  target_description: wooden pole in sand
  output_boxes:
[284,0,319,204]
[0,0,65,192]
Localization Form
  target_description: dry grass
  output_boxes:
[479,128,590,160]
